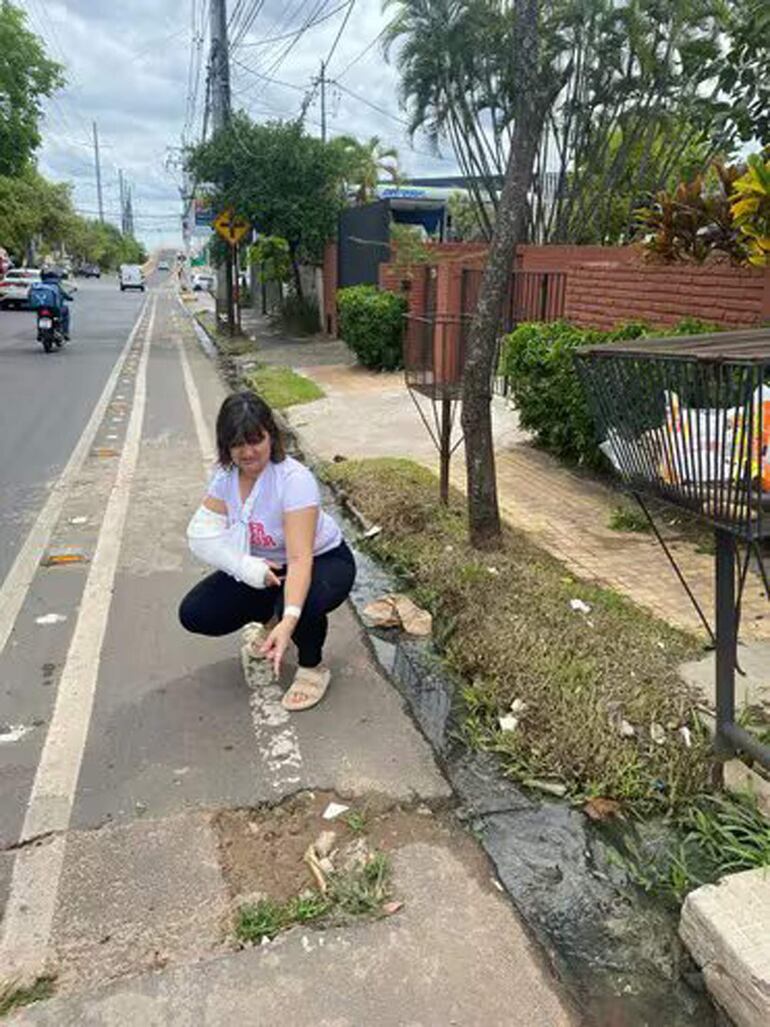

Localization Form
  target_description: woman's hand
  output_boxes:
[260,615,295,675]
[264,561,283,588]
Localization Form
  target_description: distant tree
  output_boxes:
[186,116,344,297]
[327,135,401,203]
[0,170,75,260]
[0,1,64,176]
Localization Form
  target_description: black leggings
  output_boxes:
[179,542,356,668]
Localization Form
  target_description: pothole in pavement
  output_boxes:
[215,791,493,946]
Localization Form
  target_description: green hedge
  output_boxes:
[337,285,407,371]
[499,318,721,468]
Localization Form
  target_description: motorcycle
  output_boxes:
[36,307,64,353]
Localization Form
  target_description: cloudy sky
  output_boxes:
[20,0,457,249]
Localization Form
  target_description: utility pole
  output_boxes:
[125,186,135,237]
[210,0,236,336]
[93,121,104,224]
[119,169,126,234]
[320,60,326,143]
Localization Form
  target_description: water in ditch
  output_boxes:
[348,543,723,1025]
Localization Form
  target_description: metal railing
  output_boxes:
[576,327,770,773]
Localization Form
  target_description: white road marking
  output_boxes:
[176,322,303,790]
[0,297,157,978]
[0,300,148,660]
[175,336,215,470]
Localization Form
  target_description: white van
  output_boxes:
[119,264,145,292]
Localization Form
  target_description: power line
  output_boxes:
[231,57,306,93]
[334,25,387,81]
[331,80,411,129]
[235,2,350,49]
[321,0,355,73]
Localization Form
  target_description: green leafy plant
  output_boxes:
[389,222,430,270]
[635,161,746,264]
[620,791,770,905]
[280,293,321,335]
[730,153,770,267]
[337,285,407,371]
[500,318,722,467]
[249,235,291,284]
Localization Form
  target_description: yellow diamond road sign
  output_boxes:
[213,208,250,245]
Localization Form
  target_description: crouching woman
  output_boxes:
[179,391,356,711]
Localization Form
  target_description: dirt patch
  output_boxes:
[215,792,494,905]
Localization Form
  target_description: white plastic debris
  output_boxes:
[322,801,350,821]
[487,566,500,576]
[0,724,33,743]
[510,698,527,715]
[650,723,666,745]
[70,516,88,525]
[620,720,636,739]
[362,525,382,539]
[679,726,693,748]
[570,599,592,614]
[35,613,67,625]
[498,714,519,732]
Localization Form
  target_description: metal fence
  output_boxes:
[576,327,770,773]
[460,268,567,395]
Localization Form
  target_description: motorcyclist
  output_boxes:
[40,269,74,340]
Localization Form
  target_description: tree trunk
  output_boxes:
[290,251,304,300]
[461,0,542,549]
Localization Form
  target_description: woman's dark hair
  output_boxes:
[216,391,285,467]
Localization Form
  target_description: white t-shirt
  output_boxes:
[207,457,342,564]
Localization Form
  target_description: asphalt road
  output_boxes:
[0,273,160,585]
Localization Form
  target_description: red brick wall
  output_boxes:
[378,263,431,319]
[322,242,338,335]
[518,244,638,270]
[565,263,770,330]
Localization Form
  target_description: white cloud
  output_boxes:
[19,0,457,248]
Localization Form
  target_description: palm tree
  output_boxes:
[329,135,401,204]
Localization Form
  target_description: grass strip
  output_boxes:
[325,457,709,813]
[246,365,324,409]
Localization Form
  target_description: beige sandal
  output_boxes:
[281,666,331,711]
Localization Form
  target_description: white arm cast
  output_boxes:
[187,506,269,588]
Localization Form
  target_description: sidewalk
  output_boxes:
[272,343,770,644]
[7,290,574,1025]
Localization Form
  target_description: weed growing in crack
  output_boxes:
[615,791,770,905]
[0,977,55,1017]
[234,850,393,944]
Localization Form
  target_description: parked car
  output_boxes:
[192,271,215,292]
[0,268,42,309]
[157,260,170,271]
[77,264,101,278]
[119,264,145,292]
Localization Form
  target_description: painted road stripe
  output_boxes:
[0,299,148,660]
[176,318,303,791]
[0,297,158,978]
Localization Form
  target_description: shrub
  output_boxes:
[280,293,320,335]
[337,285,407,371]
[500,318,722,467]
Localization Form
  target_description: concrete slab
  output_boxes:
[680,867,770,1027]
[50,812,228,992]
[680,641,770,711]
[12,841,574,1026]
[283,364,525,471]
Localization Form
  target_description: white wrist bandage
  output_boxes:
[283,604,302,621]
[187,506,270,588]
